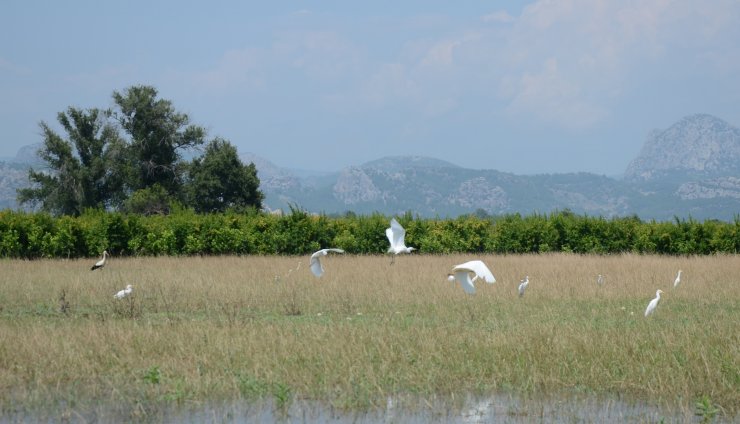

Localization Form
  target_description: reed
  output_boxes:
[0,254,737,418]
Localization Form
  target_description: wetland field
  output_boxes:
[0,254,738,422]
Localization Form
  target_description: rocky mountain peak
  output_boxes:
[624,114,740,181]
[239,152,301,191]
[13,143,43,165]
[360,156,461,172]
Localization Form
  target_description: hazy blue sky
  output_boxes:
[2,1,739,175]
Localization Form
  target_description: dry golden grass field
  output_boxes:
[0,253,738,421]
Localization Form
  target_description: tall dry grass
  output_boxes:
[0,253,738,417]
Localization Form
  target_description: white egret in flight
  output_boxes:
[447,260,496,295]
[673,270,682,288]
[386,218,416,264]
[644,289,664,317]
[518,275,529,297]
[114,284,133,299]
[91,250,108,271]
[310,248,345,277]
[597,274,604,285]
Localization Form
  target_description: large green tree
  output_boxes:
[187,138,263,213]
[17,107,125,215]
[112,85,206,199]
[18,85,264,216]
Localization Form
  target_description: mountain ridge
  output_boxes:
[625,113,740,181]
[248,113,740,220]
[2,114,739,220]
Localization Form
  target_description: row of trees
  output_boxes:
[17,86,263,215]
[0,209,737,258]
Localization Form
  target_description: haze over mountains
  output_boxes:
[247,114,740,220]
[2,114,739,220]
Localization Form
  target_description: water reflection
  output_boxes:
[2,393,734,423]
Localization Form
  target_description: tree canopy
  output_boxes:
[187,138,263,213]
[18,86,263,216]
[112,85,206,198]
[17,107,125,215]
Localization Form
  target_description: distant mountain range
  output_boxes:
[2,114,739,220]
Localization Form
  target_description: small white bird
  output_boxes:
[447,260,496,295]
[673,270,682,288]
[597,274,604,285]
[114,284,133,299]
[644,289,664,317]
[91,250,108,271]
[309,248,345,277]
[518,275,529,297]
[386,218,416,264]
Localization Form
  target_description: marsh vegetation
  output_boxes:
[0,254,737,421]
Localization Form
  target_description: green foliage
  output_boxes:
[113,85,206,198]
[272,381,292,410]
[695,394,720,423]
[0,210,736,258]
[20,85,267,218]
[17,107,126,215]
[143,366,162,385]
[186,138,263,213]
[121,184,174,216]
[236,375,270,398]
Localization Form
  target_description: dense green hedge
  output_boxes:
[0,209,738,258]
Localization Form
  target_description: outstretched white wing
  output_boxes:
[452,260,495,284]
[387,218,406,250]
[309,248,345,278]
[385,227,395,249]
[310,255,324,277]
[454,271,476,294]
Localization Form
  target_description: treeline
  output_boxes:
[17,85,262,216]
[0,209,737,259]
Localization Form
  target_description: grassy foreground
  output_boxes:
[0,253,738,419]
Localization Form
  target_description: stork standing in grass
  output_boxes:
[91,250,108,271]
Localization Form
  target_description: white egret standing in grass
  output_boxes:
[518,275,529,297]
[644,289,664,317]
[114,284,133,299]
[597,274,604,286]
[386,218,416,264]
[309,248,345,277]
[90,250,108,271]
[447,260,496,295]
[673,270,682,288]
